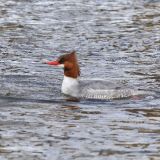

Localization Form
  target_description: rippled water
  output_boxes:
[0,0,160,159]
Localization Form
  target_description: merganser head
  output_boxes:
[47,51,80,78]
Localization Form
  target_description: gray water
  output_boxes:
[0,0,160,160]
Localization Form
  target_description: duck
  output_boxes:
[43,51,146,100]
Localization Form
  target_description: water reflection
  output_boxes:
[126,108,160,121]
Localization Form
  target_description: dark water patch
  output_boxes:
[126,108,160,117]
[0,23,24,31]
[61,105,80,110]
[99,149,131,156]
[0,96,65,105]
[0,120,29,126]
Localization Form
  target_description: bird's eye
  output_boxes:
[58,57,65,64]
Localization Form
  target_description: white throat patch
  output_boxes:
[57,64,64,68]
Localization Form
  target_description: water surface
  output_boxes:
[0,0,160,159]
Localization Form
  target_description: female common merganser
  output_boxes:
[43,51,145,100]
